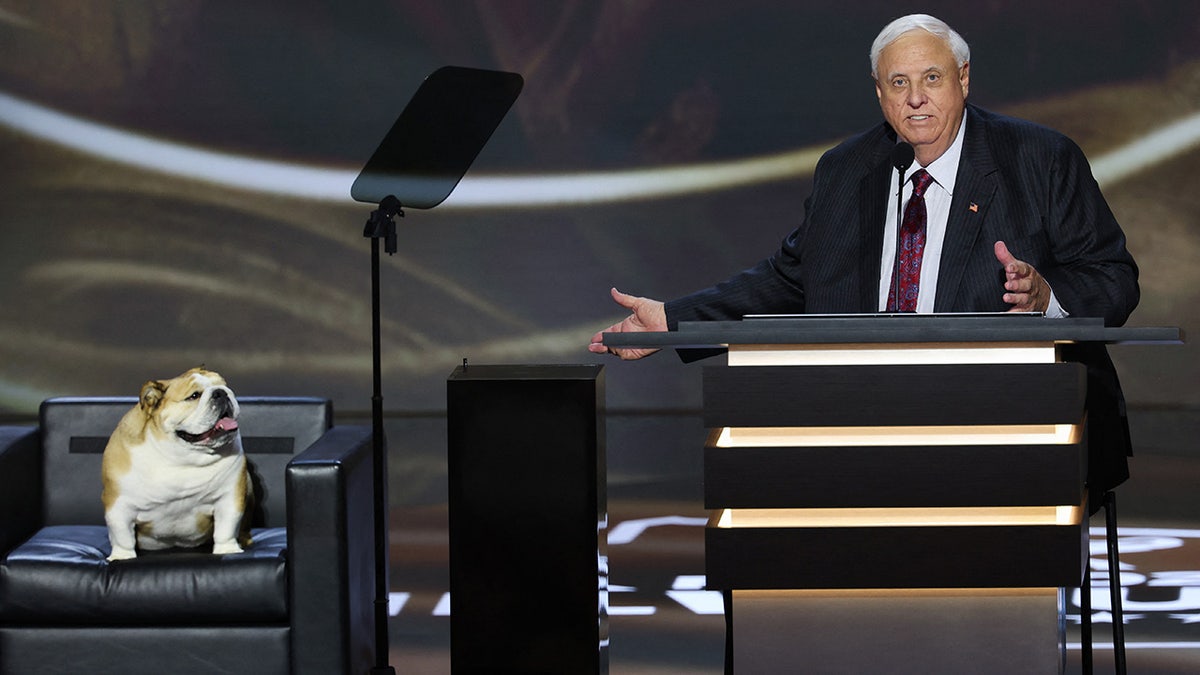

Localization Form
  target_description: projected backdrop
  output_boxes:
[1,1,1198,415]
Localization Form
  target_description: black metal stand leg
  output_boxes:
[1081,555,1093,675]
[365,199,401,675]
[723,589,734,675]
[1105,490,1126,675]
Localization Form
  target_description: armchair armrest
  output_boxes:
[286,424,377,675]
[0,427,41,555]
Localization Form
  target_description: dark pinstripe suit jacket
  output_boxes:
[665,104,1140,494]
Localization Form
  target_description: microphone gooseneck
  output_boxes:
[889,142,915,312]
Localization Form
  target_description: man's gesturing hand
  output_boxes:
[994,240,1051,313]
[588,288,668,360]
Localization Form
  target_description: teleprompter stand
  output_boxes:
[352,65,523,674]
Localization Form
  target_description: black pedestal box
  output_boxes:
[447,364,606,674]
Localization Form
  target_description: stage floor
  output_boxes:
[379,408,1200,674]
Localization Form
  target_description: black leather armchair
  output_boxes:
[0,397,379,675]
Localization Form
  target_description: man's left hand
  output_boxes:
[994,240,1051,313]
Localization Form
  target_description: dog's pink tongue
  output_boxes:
[214,417,238,432]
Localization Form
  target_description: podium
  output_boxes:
[604,315,1181,674]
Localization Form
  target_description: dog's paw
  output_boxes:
[212,541,244,555]
[107,547,137,561]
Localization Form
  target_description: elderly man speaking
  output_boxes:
[589,13,1139,496]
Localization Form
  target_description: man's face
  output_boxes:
[874,30,969,166]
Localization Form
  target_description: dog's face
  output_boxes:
[141,367,240,450]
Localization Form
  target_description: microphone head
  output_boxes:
[891,142,915,171]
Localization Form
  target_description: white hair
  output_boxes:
[870,14,970,79]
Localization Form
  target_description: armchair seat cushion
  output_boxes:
[0,525,287,625]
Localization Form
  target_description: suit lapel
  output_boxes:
[859,136,895,312]
[935,106,999,312]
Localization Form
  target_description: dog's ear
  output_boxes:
[139,380,167,413]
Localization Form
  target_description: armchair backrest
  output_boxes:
[39,396,332,528]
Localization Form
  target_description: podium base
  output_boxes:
[730,588,1064,674]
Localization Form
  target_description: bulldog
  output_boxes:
[101,367,252,561]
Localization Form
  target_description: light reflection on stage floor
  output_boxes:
[380,409,1200,674]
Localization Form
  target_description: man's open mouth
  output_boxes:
[177,417,239,443]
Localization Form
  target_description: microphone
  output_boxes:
[889,142,915,312]
[892,142,914,173]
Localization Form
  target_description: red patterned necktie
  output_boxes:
[887,169,934,312]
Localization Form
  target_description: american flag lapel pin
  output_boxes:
[969,202,979,212]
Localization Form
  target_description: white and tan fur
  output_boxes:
[101,367,252,561]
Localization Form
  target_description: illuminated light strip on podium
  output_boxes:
[713,504,1084,529]
[727,341,1059,366]
[715,423,1080,447]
